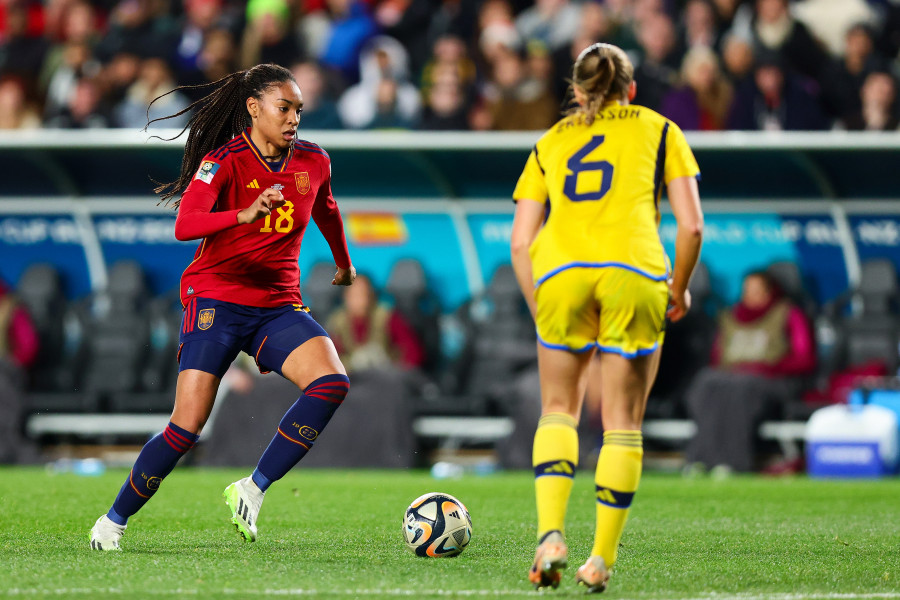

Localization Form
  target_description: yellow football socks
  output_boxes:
[592,429,643,566]
[533,412,578,540]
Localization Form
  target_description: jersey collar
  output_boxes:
[242,128,293,173]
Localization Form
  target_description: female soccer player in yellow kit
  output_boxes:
[511,43,704,593]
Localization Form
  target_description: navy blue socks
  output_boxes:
[251,374,350,492]
[107,422,199,525]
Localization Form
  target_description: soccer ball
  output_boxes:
[402,492,473,557]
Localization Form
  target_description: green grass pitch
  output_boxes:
[1,467,898,599]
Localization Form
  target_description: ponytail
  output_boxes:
[148,64,296,208]
[565,43,634,125]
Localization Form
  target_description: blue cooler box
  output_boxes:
[805,404,899,478]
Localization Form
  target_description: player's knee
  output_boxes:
[304,373,350,404]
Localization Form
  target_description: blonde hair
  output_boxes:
[566,43,634,124]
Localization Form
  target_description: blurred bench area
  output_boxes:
[3,130,900,472]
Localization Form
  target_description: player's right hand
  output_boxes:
[666,287,691,323]
[237,188,286,225]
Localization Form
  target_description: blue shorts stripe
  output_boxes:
[535,262,668,288]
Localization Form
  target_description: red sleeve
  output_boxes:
[9,306,39,369]
[388,311,426,369]
[174,156,242,241]
[311,157,351,269]
[767,306,816,376]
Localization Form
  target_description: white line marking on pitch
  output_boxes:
[4,591,900,599]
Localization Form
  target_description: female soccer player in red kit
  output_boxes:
[90,64,356,550]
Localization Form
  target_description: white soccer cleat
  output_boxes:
[89,515,125,551]
[223,477,265,542]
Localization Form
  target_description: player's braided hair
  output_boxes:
[146,63,296,208]
[565,43,634,125]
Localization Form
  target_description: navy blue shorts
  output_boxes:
[177,296,329,378]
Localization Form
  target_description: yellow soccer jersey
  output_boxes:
[513,103,699,287]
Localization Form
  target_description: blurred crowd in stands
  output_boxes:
[2,0,900,132]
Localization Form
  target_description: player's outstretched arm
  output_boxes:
[510,199,545,320]
[666,175,703,322]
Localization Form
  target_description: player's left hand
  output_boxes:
[333,265,356,286]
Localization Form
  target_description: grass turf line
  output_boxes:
[0,468,898,599]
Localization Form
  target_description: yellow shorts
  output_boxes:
[534,266,668,357]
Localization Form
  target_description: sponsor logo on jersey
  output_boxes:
[195,160,220,184]
[271,184,284,191]
[187,286,194,295]
[246,179,260,189]
[295,172,310,194]
[198,308,215,330]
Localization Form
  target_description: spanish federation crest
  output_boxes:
[198,308,215,330]
[295,172,310,194]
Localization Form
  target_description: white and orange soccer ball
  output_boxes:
[402,492,473,557]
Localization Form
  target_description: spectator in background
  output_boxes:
[749,0,827,85]
[327,275,425,372]
[720,33,754,85]
[291,60,342,129]
[673,0,719,61]
[42,41,102,123]
[515,0,580,53]
[821,23,885,124]
[424,0,479,62]
[317,0,379,86]
[44,76,110,128]
[181,28,239,100]
[791,0,875,59]
[38,1,101,94]
[711,0,741,33]
[551,1,613,104]
[420,34,477,102]
[365,78,416,129]
[728,54,827,130]
[484,47,558,130]
[420,63,470,130]
[841,71,899,131]
[0,0,50,81]
[240,0,303,71]
[114,57,190,129]
[0,276,40,464]
[95,51,141,117]
[632,12,678,112]
[684,270,815,475]
[661,46,733,130]
[0,75,41,129]
[374,0,433,78]
[338,36,421,129]
[173,0,231,81]
[94,0,178,64]
[477,0,521,68]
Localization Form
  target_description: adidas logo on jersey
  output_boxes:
[246,179,260,189]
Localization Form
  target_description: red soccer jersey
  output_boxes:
[175,130,351,308]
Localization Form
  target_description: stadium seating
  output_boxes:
[301,261,344,320]
[385,258,443,376]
